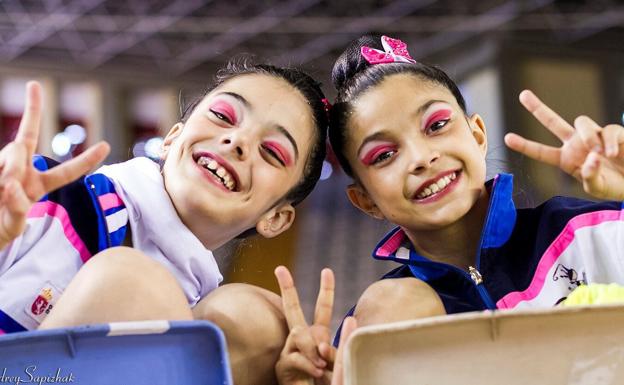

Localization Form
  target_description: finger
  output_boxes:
[41,141,110,193]
[601,124,624,158]
[580,152,607,198]
[0,179,31,239]
[331,317,357,385]
[574,115,603,153]
[15,81,42,156]
[519,90,574,142]
[314,268,335,329]
[289,326,327,368]
[318,341,336,369]
[275,265,308,329]
[0,143,28,184]
[278,352,325,379]
[504,133,561,167]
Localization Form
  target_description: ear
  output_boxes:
[161,123,184,160]
[256,203,296,238]
[346,183,385,220]
[468,113,488,156]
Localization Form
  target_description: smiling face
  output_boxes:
[161,73,315,249]
[343,73,488,232]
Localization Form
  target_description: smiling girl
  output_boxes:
[275,34,624,384]
[0,61,328,385]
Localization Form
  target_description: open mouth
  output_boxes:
[195,154,238,192]
[413,170,459,200]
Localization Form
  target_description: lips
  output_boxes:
[413,170,460,201]
[192,152,240,192]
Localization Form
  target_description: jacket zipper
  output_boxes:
[468,265,496,309]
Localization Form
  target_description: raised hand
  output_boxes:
[0,81,110,250]
[505,90,624,200]
[275,266,335,385]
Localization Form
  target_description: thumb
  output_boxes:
[331,317,357,385]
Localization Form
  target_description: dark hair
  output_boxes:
[329,34,466,177]
[180,57,328,207]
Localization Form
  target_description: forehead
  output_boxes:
[211,73,316,150]
[350,73,457,136]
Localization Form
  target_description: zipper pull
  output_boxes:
[468,266,483,285]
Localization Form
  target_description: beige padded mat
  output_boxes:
[344,305,624,385]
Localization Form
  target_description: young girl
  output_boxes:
[0,61,329,385]
[275,34,624,384]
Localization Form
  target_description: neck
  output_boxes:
[403,188,490,270]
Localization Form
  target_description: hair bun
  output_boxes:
[331,34,383,92]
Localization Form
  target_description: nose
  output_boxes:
[220,130,249,160]
[407,140,439,174]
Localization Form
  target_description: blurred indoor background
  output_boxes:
[1,0,623,329]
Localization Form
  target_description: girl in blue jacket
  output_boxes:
[275,34,624,384]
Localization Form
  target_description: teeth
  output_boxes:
[197,156,236,191]
[416,172,456,199]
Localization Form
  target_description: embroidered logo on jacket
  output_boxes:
[31,288,53,315]
[25,282,63,323]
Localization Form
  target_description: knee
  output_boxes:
[194,283,287,349]
[40,247,191,329]
[354,278,445,326]
[194,284,288,385]
[77,247,180,295]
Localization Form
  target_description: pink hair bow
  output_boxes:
[361,36,416,65]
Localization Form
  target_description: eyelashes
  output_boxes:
[424,109,452,132]
[209,101,237,125]
[262,141,293,167]
[361,145,398,166]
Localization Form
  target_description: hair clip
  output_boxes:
[361,35,416,65]
[321,98,332,115]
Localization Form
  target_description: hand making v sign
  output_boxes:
[274,266,358,385]
[0,81,110,250]
[505,90,624,200]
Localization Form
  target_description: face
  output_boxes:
[345,73,488,231]
[161,73,315,249]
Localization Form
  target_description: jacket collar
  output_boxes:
[372,173,516,278]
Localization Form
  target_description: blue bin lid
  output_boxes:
[0,320,232,384]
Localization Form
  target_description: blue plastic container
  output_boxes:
[0,320,232,384]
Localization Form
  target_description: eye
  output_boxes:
[361,144,398,166]
[262,143,286,167]
[371,149,396,165]
[210,109,233,124]
[427,119,450,133]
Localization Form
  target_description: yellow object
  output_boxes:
[563,283,624,306]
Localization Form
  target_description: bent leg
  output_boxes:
[193,283,288,385]
[40,246,192,329]
[354,278,445,327]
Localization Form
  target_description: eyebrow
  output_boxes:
[217,91,299,162]
[356,99,447,157]
[275,125,299,162]
[217,91,251,109]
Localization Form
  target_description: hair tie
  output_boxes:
[361,35,416,65]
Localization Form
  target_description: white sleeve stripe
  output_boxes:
[105,209,129,233]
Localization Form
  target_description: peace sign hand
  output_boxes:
[0,81,110,250]
[505,90,624,200]
[275,266,335,385]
